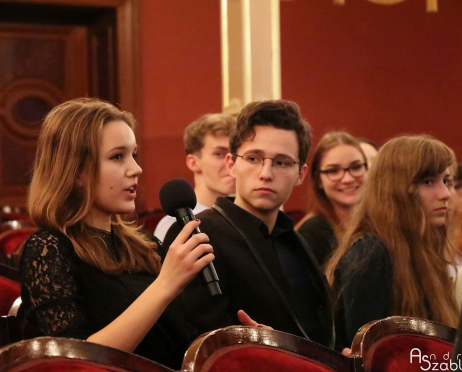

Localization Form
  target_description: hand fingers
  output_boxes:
[185,232,210,249]
[167,235,212,267]
[166,237,214,275]
[187,242,214,261]
[237,310,274,330]
[171,220,205,246]
[237,310,258,327]
[193,252,215,271]
[169,222,210,256]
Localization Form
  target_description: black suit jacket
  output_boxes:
[163,197,334,348]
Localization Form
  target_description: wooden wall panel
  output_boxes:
[0,23,88,206]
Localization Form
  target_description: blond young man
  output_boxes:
[154,114,236,241]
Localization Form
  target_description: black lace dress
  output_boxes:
[20,228,196,370]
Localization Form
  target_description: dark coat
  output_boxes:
[163,197,334,348]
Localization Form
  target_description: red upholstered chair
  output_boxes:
[182,326,352,372]
[0,265,21,348]
[285,210,307,224]
[0,264,20,316]
[0,220,35,233]
[0,336,175,372]
[137,209,166,234]
[0,226,36,267]
[0,315,21,348]
[0,206,29,222]
[351,316,456,372]
[3,297,37,347]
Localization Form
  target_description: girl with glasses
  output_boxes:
[295,131,368,266]
[325,135,459,348]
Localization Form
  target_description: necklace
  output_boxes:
[89,227,132,274]
[95,228,132,274]
[93,227,112,240]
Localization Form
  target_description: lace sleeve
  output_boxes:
[20,229,93,338]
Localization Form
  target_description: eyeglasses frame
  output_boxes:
[319,162,368,181]
[234,153,301,170]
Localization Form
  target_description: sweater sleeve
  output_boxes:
[20,229,94,339]
[335,235,392,346]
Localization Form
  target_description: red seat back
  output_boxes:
[137,210,166,233]
[286,210,307,224]
[203,346,338,372]
[0,228,36,256]
[0,315,21,348]
[0,206,29,222]
[351,316,456,372]
[182,326,351,372]
[0,275,20,316]
[0,337,175,372]
[363,335,453,372]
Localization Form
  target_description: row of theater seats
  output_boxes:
[0,206,29,223]
[0,220,36,268]
[0,316,457,372]
[0,242,460,371]
[1,211,457,371]
[0,260,459,371]
[0,205,36,269]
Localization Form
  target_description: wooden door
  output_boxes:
[0,0,139,208]
[0,22,88,207]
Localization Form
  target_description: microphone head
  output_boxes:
[159,178,197,216]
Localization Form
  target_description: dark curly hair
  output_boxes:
[229,100,312,165]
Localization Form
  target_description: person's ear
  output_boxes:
[294,163,308,186]
[226,153,237,179]
[186,154,201,173]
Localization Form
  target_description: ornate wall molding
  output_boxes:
[0,78,64,139]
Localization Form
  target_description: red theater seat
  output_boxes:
[351,316,456,372]
[0,315,20,348]
[0,264,20,316]
[182,326,352,372]
[0,227,36,256]
[137,209,166,234]
[0,227,36,267]
[0,206,29,222]
[0,264,21,348]
[0,337,175,372]
[0,276,19,316]
[286,209,306,224]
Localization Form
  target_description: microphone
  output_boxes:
[159,178,222,297]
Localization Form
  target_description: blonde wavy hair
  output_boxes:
[28,98,161,274]
[325,135,459,327]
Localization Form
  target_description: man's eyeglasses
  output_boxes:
[319,162,368,181]
[235,153,300,172]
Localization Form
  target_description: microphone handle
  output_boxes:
[175,208,222,297]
